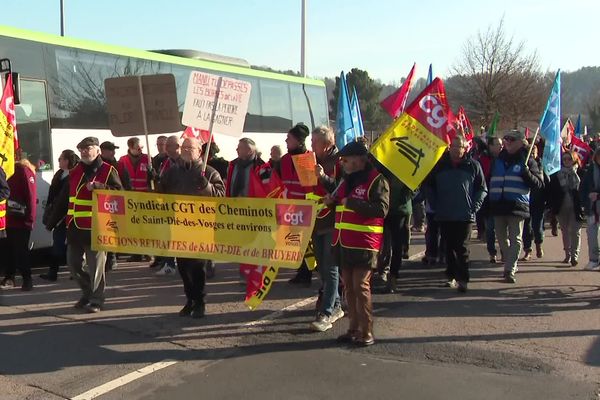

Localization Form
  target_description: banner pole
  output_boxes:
[525,127,540,166]
[202,77,223,174]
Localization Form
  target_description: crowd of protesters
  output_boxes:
[1,123,600,347]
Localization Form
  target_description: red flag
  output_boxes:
[380,63,416,119]
[0,74,18,178]
[455,106,474,144]
[571,134,592,165]
[182,126,211,144]
[525,127,530,139]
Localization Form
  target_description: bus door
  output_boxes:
[14,78,53,250]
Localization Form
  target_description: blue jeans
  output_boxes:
[485,216,497,256]
[522,206,545,251]
[313,231,340,316]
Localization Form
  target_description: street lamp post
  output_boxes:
[301,0,306,77]
[60,0,65,36]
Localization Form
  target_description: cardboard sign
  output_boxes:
[181,71,251,136]
[292,152,317,187]
[105,74,180,137]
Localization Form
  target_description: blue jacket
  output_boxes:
[426,152,487,222]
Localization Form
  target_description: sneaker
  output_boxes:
[570,257,578,267]
[445,279,458,288]
[505,274,517,284]
[84,303,102,313]
[355,335,375,347]
[0,277,16,288]
[155,265,176,276]
[535,243,544,258]
[179,301,194,317]
[310,313,333,332]
[519,251,532,262]
[330,307,345,324]
[149,259,163,269]
[190,302,205,319]
[74,298,89,309]
[584,261,600,271]
[562,255,570,264]
[457,281,468,293]
[489,255,497,264]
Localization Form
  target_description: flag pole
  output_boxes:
[525,127,540,165]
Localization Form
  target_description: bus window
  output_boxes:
[259,79,292,132]
[303,85,329,128]
[15,79,52,171]
[290,83,313,129]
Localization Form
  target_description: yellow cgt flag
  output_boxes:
[370,78,454,190]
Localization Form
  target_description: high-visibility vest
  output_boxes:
[489,159,530,204]
[280,152,310,199]
[66,161,113,230]
[118,154,149,192]
[332,169,384,251]
[0,199,5,232]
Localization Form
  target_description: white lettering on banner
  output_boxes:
[418,95,447,129]
[284,211,304,226]
[104,200,119,214]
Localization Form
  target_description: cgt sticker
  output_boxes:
[275,204,312,227]
[97,194,125,215]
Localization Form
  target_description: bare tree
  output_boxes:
[448,18,548,131]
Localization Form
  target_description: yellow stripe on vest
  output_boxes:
[335,222,383,233]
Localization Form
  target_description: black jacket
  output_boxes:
[159,158,225,197]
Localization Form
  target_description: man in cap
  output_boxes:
[323,139,389,346]
[279,123,314,285]
[489,129,543,283]
[159,137,225,318]
[50,137,123,312]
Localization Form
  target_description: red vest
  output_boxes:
[332,169,384,251]
[280,152,311,199]
[0,200,5,232]
[66,162,113,230]
[118,154,149,191]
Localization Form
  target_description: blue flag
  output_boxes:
[575,114,581,137]
[427,64,433,85]
[350,88,364,140]
[335,71,354,150]
[539,70,561,176]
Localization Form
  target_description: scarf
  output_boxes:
[557,165,580,191]
[231,157,255,197]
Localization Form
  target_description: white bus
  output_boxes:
[0,25,329,250]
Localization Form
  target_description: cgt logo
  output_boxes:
[276,204,312,227]
[98,194,125,215]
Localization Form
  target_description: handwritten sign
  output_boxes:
[181,71,251,137]
[104,74,180,137]
[292,152,317,187]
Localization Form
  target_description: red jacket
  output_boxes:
[7,161,37,230]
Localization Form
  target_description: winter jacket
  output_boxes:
[7,161,37,230]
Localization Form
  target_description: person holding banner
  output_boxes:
[309,125,344,332]
[425,135,487,292]
[62,137,122,312]
[489,130,543,284]
[280,123,314,285]
[159,137,225,319]
[324,139,389,347]
[152,135,181,275]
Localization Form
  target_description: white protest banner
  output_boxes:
[181,71,251,136]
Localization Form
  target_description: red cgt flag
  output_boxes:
[455,106,474,144]
[570,134,592,165]
[0,74,18,178]
[380,63,416,119]
[182,126,211,144]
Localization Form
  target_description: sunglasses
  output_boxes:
[502,136,517,143]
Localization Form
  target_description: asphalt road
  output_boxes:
[0,231,599,399]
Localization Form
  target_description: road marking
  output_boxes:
[71,360,177,400]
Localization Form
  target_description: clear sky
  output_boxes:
[3,0,597,84]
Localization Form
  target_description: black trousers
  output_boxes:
[440,222,472,283]
[177,258,206,303]
[377,214,408,278]
[1,228,32,280]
